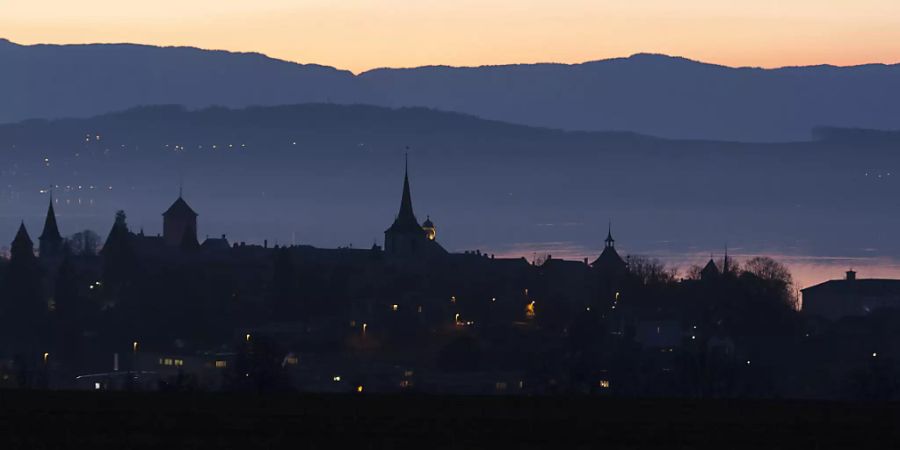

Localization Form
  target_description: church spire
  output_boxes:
[398,150,414,220]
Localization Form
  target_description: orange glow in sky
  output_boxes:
[2,0,900,73]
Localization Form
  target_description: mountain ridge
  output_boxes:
[3,39,900,141]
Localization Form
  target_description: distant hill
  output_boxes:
[0,39,364,126]
[1,39,899,142]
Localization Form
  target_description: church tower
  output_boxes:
[384,156,446,258]
[591,222,627,276]
[163,194,198,248]
[38,195,63,259]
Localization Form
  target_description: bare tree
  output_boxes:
[627,256,677,286]
[742,256,798,310]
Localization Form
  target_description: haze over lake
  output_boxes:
[2,104,898,290]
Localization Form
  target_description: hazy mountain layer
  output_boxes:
[2,39,899,141]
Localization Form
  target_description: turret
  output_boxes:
[422,216,436,241]
[38,196,63,259]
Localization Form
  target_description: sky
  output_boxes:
[2,0,900,73]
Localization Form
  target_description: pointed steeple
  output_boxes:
[723,244,730,275]
[39,193,64,258]
[11,221,35,260]
[13,221,32,246]
[39,194,61,241]
[386,151,421,234]
[398,152,414,220]
[605,221,615,248]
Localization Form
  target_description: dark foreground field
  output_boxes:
[0,391,897,449]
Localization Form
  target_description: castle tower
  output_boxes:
[163,195,198,248]
[11,221,35,261]
[38,195,63,259]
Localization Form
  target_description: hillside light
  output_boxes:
[873,352,878,357]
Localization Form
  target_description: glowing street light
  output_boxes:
[43,352,49,364]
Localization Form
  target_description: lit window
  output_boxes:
[163,358,173,366]
[495,382,508,391]
[284,355,299,365]
[599,380,610,389]
[404,370,414,377]
[94,382,102,390]
[356,385,364,393]
[333,376,341,382]
[174,359,184,366]
[417,306,423,313]
[391,304,398,312]
[400,380,411,388]
[215,360,227,368]
[526,301,536,319]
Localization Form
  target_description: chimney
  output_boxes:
[846,270,857,281]
[264,239,268,248]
